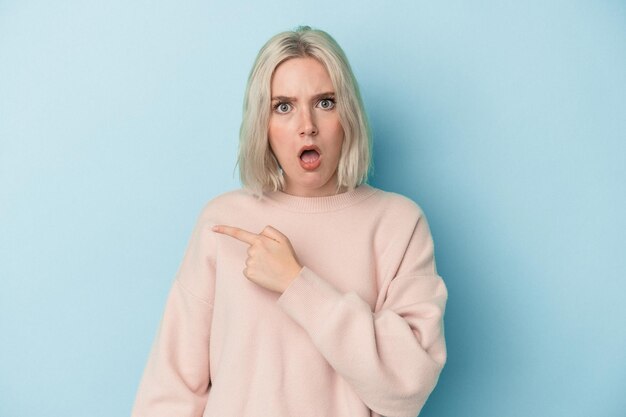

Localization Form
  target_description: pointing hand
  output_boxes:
[212,224,302,294]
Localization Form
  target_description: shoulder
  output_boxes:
[367,185,426,221]
[195,188,259,223]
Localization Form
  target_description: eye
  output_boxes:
[317,97,336,110]
[273,102,292,114]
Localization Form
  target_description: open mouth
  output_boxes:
[300,149,320,163]
[298,146,321,170]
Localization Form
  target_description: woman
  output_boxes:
[132,26,447,417]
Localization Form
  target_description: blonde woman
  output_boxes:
[132,26,447,417]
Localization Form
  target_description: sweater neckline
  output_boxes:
[262,183,378,213]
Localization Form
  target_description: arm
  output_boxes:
[131,218,216,417]
[276,212,447,417]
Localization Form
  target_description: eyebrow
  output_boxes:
[271,91,335,102]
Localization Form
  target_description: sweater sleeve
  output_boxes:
[131,218,216,417]
[276,210,447,417]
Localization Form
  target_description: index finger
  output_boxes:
[212,225,258,245]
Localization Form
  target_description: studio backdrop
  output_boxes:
[1,1,624,416]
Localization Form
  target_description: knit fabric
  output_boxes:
[131,184,447,417]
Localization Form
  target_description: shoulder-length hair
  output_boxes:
[237,26,371,196]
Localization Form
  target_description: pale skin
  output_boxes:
[211,224,303,293]
[213,57,345,294]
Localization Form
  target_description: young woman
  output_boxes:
[132,26,447,417]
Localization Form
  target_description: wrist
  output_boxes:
[282,263,303,293]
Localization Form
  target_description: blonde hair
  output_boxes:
[237,26,371,196]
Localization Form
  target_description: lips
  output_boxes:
[298,145,321,171]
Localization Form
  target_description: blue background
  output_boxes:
[1,1,625,416]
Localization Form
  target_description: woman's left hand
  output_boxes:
[212,224,302,294]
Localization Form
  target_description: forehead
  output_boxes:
[271,57,333,95]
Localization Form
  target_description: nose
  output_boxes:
[299,107,318,136]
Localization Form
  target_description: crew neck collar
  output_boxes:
[262,183,378,213]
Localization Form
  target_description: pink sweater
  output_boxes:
[131,184,447,417]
